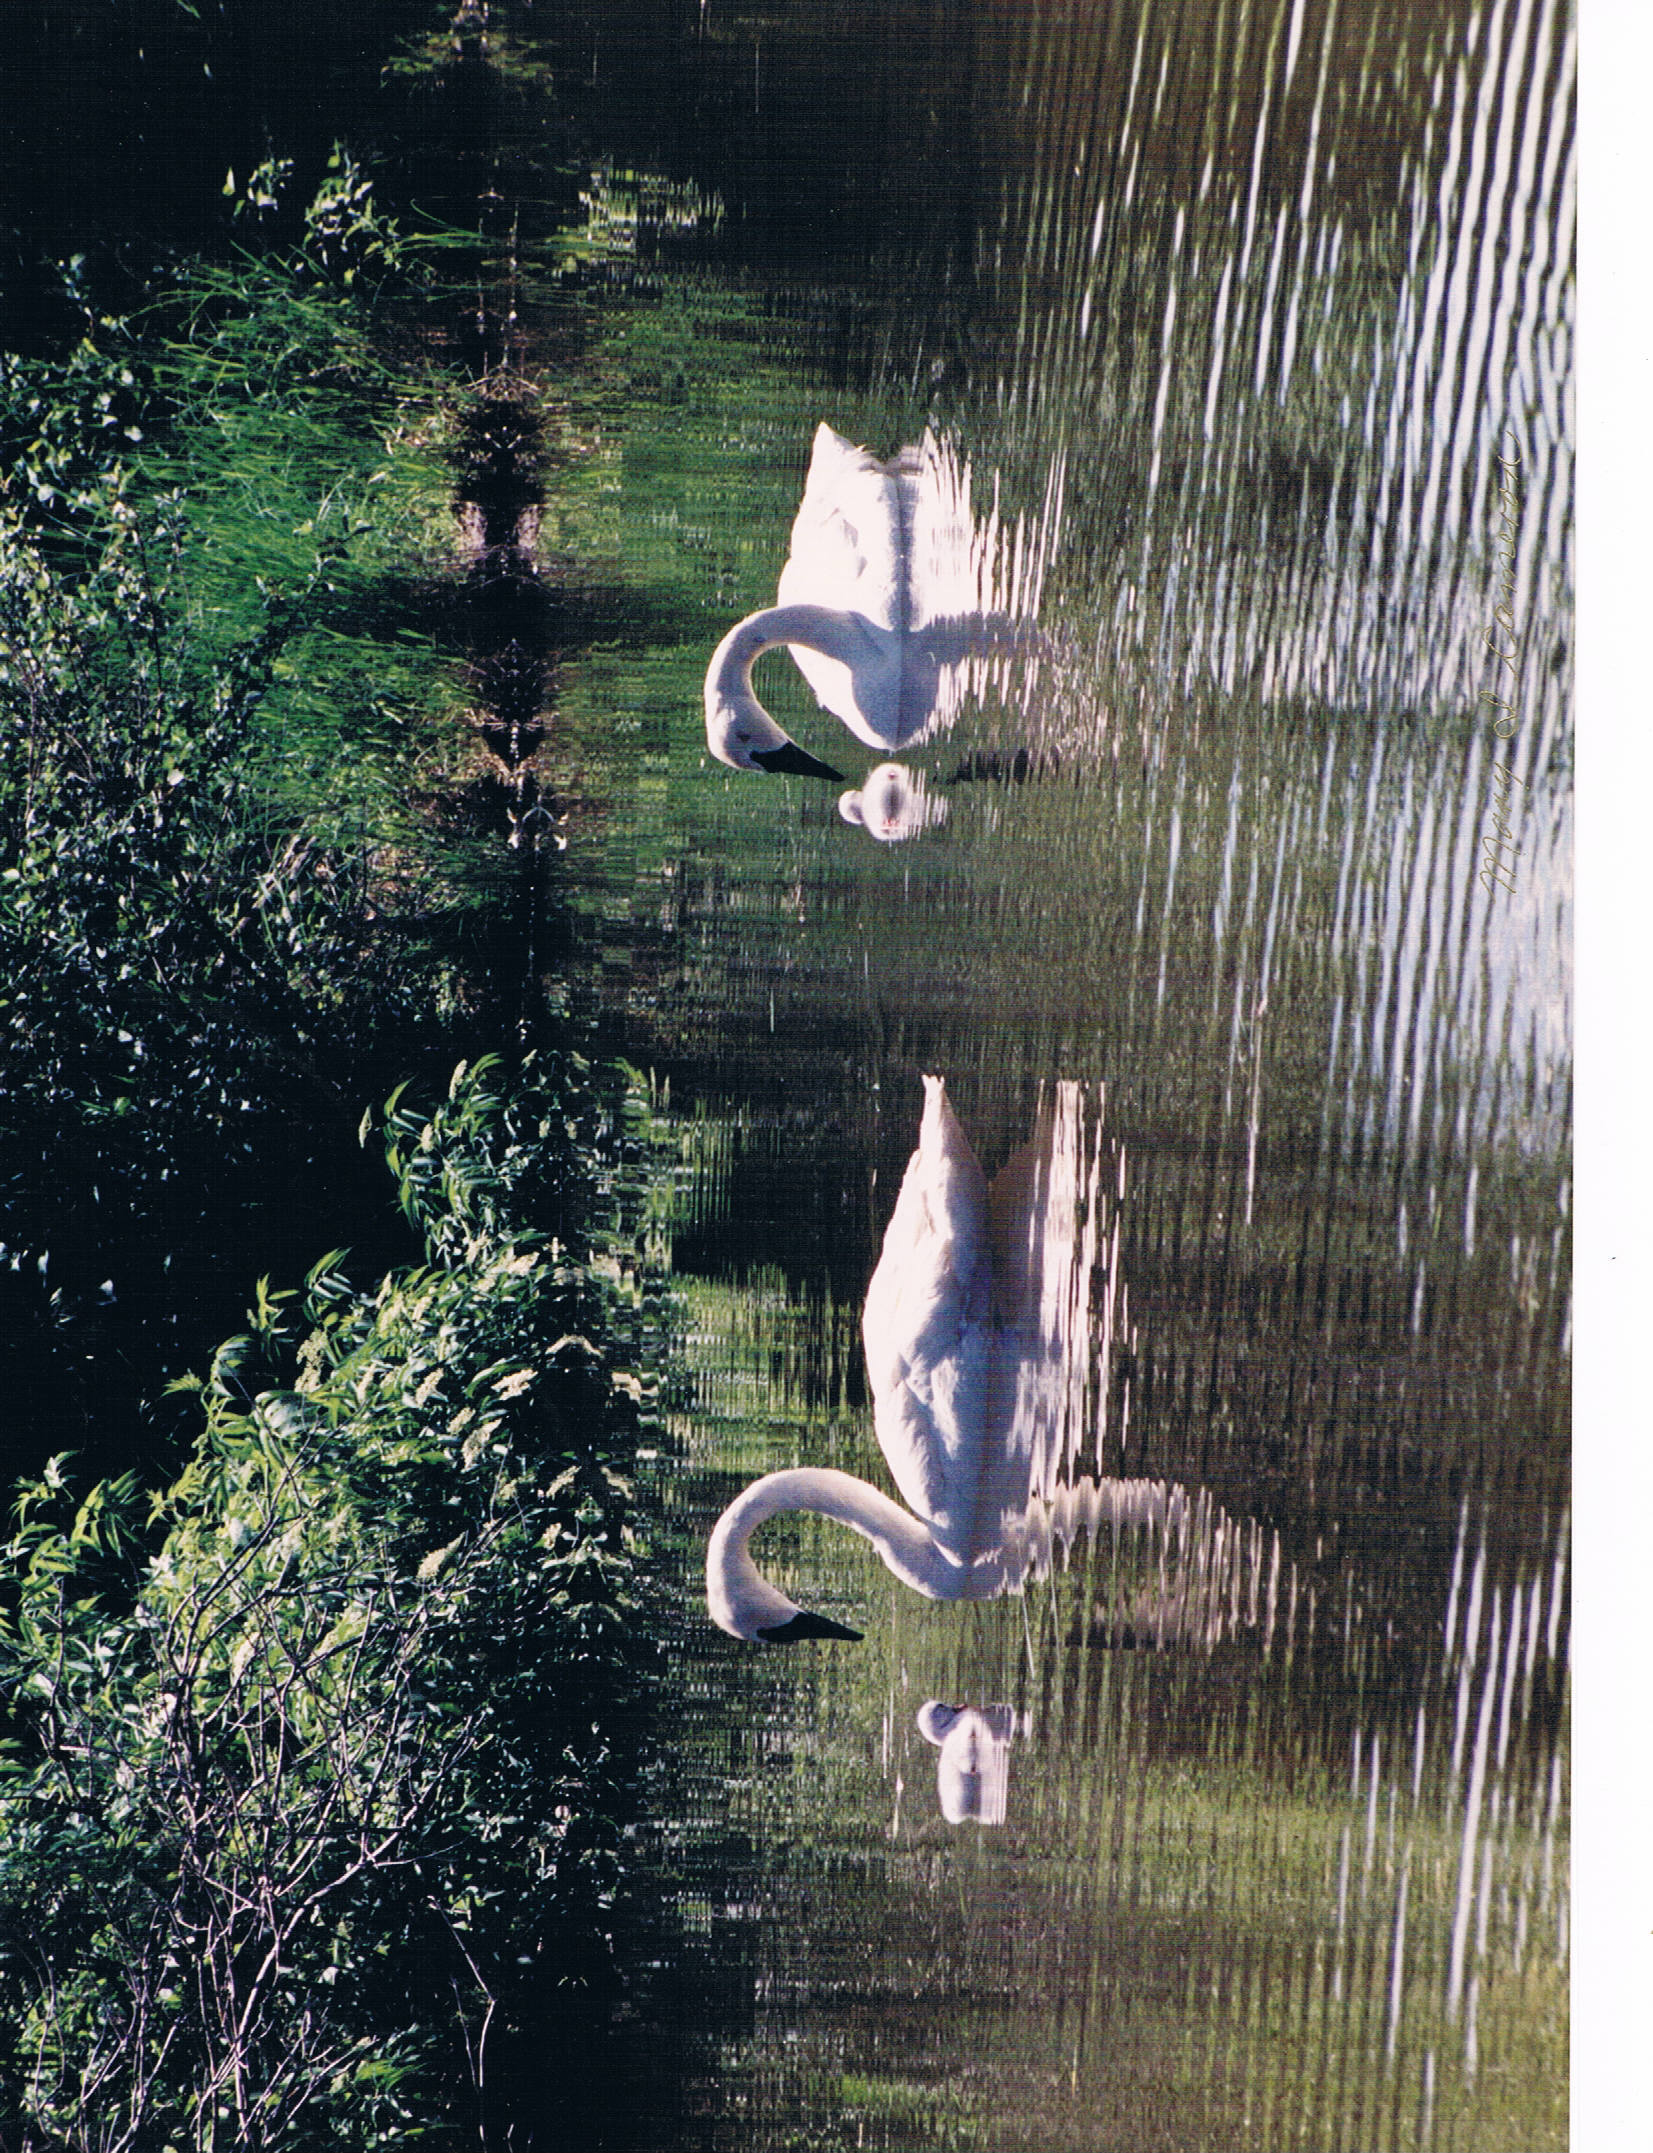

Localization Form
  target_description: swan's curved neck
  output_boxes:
[705,1468,1214,1641]
[706,607,883,748]
[714,605,878,688]
[709,1467,970,1625]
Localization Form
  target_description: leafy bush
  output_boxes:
[0,1059,663,2151]
[0,151,437,1189]
[0,471,428,1470]
[0,163,463,1477]
[0,335,151,544]
[0,485,353,1140]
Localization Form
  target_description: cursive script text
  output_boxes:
[1479,759,1526,896]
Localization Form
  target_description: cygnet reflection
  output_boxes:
[704,423,1063,779]
[917,1703,1018,1826]
[838,761,949,842]
[706,1074,1144,1640]
[839,748,1071,847]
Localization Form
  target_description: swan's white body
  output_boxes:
[704,424,1027,777]
[705,1075,1172,1641]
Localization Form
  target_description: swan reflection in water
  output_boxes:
[837,761,949,843]
[704,424,1061,781]
[917,1703,1018,1826]
[913,1485,1276,1827]
[708,1074,1182,1639]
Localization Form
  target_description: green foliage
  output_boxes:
[0,1060,662,2152]
[229,147,405,292]
[0,473,417,1262]
[146,176,439,621]
[130,165,466,890]
[0,335,150,542]
[0,159,471,1461]
[2,153,411,575]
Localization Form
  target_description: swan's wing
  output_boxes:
[771,429,907,736]
[905,430,982,632]
[782,424,905,632]
[906,434,1069,742]
[894,430,1000,743]
[862,1076,994,1558]
[986,1082,1110,1501]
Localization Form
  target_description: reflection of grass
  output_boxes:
[833,2070,986,2147]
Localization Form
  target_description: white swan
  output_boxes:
[704,424,1037,778]
[706,1075,1169,1641]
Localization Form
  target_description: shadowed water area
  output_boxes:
[10,0,1570,2145]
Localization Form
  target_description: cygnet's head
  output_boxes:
[916,1701,1016,1825]
[837,761,949,842]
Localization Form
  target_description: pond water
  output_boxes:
[453,0,1574,2145]
[17,0,1572,2141]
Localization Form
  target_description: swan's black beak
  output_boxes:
[751,741,846,781]
[756,1611,863,1643]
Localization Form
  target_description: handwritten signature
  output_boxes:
[1480,760,1526,897]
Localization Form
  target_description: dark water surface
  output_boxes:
[502,0,1571,2145]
